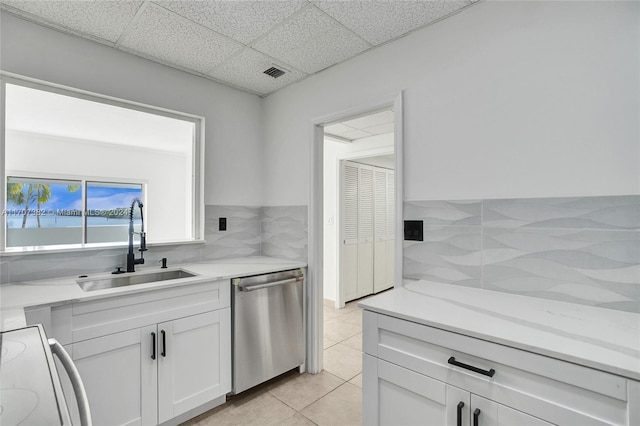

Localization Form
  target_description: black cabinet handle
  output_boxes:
[473,408,481,426]
[151,332,156,360]
[448,357,495,377]
[456,401,465,426]
[161,330,166,357]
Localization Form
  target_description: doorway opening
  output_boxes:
[307,93,403,375]
[323,109,396,309]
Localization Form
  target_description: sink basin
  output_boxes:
[77,269,197,292]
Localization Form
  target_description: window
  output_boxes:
[6,177,143,248]
[86,182,143,244]
[1,74,204,252]
[6,177,82,247]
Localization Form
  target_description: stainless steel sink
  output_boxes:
[77,269,197,292]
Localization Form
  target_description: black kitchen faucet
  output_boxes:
[126,198,147,272]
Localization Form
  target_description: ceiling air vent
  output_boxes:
[263,66,286,79]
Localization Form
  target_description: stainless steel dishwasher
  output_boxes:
[231,268,304,394]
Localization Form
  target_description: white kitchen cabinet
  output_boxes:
[471,395,554,426]
[363,310,638,426]
[364,354,550,426]
[71,309,230,426]
[71,326,158,426]
[33,279,231,426]
[158,310,231,423]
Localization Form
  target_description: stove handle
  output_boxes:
[49,338,93,426]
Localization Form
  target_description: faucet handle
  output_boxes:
[160,258,168,269]
[112,266,125,275]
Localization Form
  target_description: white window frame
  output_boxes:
[0,72,205,253]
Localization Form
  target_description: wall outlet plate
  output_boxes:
[219,217,227,231]
[404,220,423,241]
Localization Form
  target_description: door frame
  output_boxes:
[308,92,404,374]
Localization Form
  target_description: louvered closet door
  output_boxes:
[385,170,395,289]
[341,161,359,302]
[373,168,387,293]
[357,164,374,298]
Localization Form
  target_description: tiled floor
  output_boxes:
[183,298,366,426]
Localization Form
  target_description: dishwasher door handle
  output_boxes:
[238,277,302,292]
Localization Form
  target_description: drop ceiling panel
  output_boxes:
[342,109,394,129]
[252,6,371,74]
[1,0,142,43]
[0,0,476,96]
[324,123,356,136]
[341,129,372,140]
[208,48,307,96]
[155,0,308,45]
[362,122,394,135]
[118,2,243,74]
[314,0,472,45]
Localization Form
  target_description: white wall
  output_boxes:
[264,1,640,205]
[323,133,394,302]
[6,131,189,242]
[1,12,264,206]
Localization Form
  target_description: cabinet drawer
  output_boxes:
[72,280,229,342]
[364,310,634,426]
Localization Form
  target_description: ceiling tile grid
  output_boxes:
[1,0,142,44]
[324,108,394,141]
[314,0,473,46]
[0,0,476,96]
[362,122,394,135]
[207,48,307,95]
[252,6,371,74]
[155,0,308,45]
[342,109,394,129]
[118,2,244,75]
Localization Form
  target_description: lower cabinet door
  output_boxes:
[71,326,158,426]
[364,354,470,426]
[471,394,553,426]
[158,308,231,423]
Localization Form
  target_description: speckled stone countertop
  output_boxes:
[360,279,640,381]
[1,257,305,331]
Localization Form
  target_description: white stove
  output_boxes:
[0,325,86,425]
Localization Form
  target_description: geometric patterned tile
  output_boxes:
[483,195,640,230]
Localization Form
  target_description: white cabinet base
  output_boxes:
[363,310,638,426]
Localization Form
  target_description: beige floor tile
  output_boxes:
[280,412,317,426]
[268,371,344,411]
[301,383,362,426]
[341,310,363,327]
[325,302,359,319]
[324,318,361,343]
[323,304,343,321]
[348,373,362,389]
[323,343,362,381]
[195,392,295,426]
[323,336,338,349]
[342,333,362,351]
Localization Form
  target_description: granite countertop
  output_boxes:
[0,256,306,331]
[359,279,640,381]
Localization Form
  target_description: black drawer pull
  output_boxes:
[161,330,167,357]
[448,356,495,377]
[151,332,156,360]
[456,401,465,426]
[473,408,481,426]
